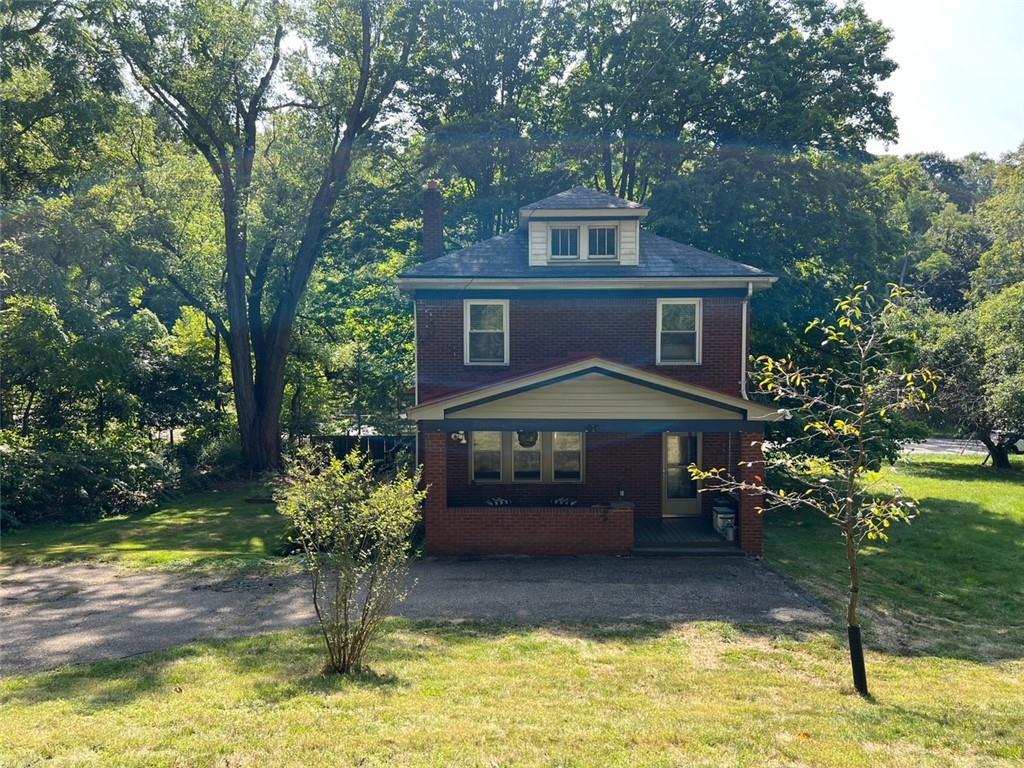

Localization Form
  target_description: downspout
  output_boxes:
[413,298,418,407]
[413,296,419,470]
[740,281,752,400]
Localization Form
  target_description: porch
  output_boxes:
[633,516,740,554]
[410,358,781,558]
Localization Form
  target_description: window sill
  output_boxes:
[464,361,510,367]
[656,360,702,366]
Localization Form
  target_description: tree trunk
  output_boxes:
[844,515,869,696]
[979,433,1011,469]
[20,388,35,436]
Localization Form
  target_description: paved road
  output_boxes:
[0,557,827,675]
[905,438,987,455]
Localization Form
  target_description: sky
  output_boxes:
[860,0,1024,159]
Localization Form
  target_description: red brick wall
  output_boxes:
[738,431,765,556]
[416,296,744,403]
[422,427,761,555]
[428,505,633,555]
[422,432,448,554]
[445,432,663,518]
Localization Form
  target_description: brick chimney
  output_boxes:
[423,179,443,260]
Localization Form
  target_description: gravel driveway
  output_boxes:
[1,557,828,675]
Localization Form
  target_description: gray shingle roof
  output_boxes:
[520,187,647,211]
[400,228,771,280]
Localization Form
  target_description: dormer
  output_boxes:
[519,188,650,267]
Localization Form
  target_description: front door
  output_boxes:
[662,432,700,517]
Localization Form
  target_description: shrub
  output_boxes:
[276,448,424,675]
[172,416,244,484]
[0,425,176,529]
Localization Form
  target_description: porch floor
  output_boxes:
[633,517,740,554]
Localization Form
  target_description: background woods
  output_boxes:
[2,0,1022,526]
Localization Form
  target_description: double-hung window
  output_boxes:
[550,227,579,259]
[471,432,584,483]
[657,299,702,364]
[471,431,503,482]
[464,300,509,365]
[512,431,543,481]
[552,432,583,481]
[587,226,616,259]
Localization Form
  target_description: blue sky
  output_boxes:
[861,0,1024,159]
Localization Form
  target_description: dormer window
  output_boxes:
[521,189,648,267]
[588,226,616,259]
[550,227,579,259]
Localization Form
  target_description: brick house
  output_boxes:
[399,184,781,557]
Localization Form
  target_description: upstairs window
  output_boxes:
[657,299,701,365]
[587,227,617,259]
[550,227,579,259]
[464,300,508,365]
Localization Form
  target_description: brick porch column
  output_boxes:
[737,431,765,557]
[422,430,448,554]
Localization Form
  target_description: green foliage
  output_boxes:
[912,282,1024,466]
[648,151,929,355]
[276,448,425,674]
[0,0,124,199]
[0,425,176,529]
[972,146,1024,297]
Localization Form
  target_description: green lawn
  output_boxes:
[766,455,1024,660]
[1,621,1021,767]
[1,455,1022,766]
[0,485,290,570]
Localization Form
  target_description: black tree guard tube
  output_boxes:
[848,624,869,696]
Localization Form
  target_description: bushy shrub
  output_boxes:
[0,426,176,529]
[276,448,424,675]
[171,416,244,483]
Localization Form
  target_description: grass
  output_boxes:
[1,455,1022,766]
[0,485,291,570]
[1,621,1021,767]
[766,455,1024,660]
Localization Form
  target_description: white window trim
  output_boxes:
[545,223,621,264]
[469,431,585,485]
[470,431,505,483]
[464,299,510,366]
[656,298,702,366]
[549,431,585,483]
[586,224,618,260]
[549,225,581,260]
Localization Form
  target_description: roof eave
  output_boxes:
[396,275,777,292]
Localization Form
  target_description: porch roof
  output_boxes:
[409,358,784,431]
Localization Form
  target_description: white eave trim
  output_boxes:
[397,276,777,292]
[406,356,785,422]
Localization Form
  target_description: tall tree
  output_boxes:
[646,150,929,356]
[914,284,1024,468]
[561,0,897,200]
[108,0,422,469]
[410,0,568,242]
